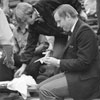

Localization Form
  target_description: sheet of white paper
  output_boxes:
[7,74,37,100]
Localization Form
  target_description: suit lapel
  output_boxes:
[64,33,73,51]
[64,19,82,51]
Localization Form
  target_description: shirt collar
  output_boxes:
[34,8,40,17]
[71,18,78,32]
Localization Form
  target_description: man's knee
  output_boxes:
[38,84,53,98]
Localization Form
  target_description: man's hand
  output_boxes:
[42,57,60,67]
[42,50,53,57]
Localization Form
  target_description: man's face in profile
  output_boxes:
[54,12,71,33]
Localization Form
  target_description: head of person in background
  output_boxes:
[14,2,40,28]
[53,4,78,34]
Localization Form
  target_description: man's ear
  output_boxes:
[66,12,71,18]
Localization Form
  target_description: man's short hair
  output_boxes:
[54,4,78,18]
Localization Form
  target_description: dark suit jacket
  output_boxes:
[59,19,100,99]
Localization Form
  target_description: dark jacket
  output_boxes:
[60,19,100,79]
[59,19,100,99]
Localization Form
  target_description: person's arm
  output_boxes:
[14,63,27,78]
[34,35,54,56]
[20,24,39,65]
[14,25,39,77]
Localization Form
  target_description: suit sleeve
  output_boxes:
[60,27,98,72]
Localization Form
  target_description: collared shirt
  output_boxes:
[13,27,29,55]
[0,8,13,45]
[34,8,40,17]
[71,18,78,33]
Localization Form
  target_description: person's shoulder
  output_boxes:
[78,19,90,28]
[76,19,94,35]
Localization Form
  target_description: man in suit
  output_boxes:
[14,0,82,80]
[37,4,100,100]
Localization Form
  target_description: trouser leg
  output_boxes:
[37,73,69,100]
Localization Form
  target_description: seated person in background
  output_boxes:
[14,0,82,81]
[12,25,29,69]
[13,25,53,69]
[12,20,54,78]
[37,4,100,100]
[0,8,14,81]
[84,0,96,17]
